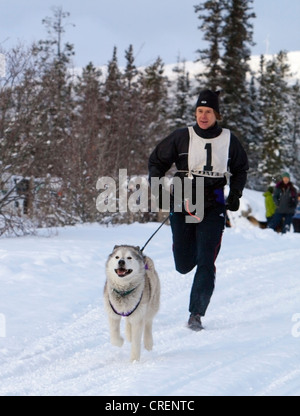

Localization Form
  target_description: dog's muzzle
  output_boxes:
[115,259,132,277]
[115,268,133,277]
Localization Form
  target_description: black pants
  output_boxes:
[170,205,225,317]
[268,212,293,233]
[293,218,300,233]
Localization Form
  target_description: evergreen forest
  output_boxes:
[1,0,300,235]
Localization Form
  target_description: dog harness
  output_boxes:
[113,287,136,297]
[109,291,143,317]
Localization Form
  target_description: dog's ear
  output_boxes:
[134,246,141,252]
[113,245,120,250]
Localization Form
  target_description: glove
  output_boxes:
[226,189,242,212]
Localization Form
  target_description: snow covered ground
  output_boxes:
[0,189,300,396]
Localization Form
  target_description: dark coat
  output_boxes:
[273,181,297,214]
[148,123,248,210]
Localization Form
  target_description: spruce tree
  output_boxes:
[103,46,122,118]
[246,74,263,189]
[120,45,144,175]
[194,0,225,90]
[139,56,170,148]
[257,51,292,186]
[290,82,300,183]
[31,6,75,178]
[70,63,103,222]
[220,0,255,141]
[124,44,138,89]
[171,58,194,129]
[194,0,255,144]
[101,46,127,178]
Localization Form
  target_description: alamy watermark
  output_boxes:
[96,169,204,223]
[291,313,300,338]
[0,53,6,78]
[0,313,6,338]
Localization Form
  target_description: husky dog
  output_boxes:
[104,245,160,362]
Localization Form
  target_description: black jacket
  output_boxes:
[148,123,249,209]
[273,181,297,214]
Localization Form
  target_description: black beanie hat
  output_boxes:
[196,90,221,118]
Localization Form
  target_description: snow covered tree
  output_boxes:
[103,46,122,119]
[194,0,255,145]
[170,58,194,129]
[118,45,146,176]
[139,56,170,151]
[290,82,300,180]
[100,46,128,179]
[194,0,225,90]
[220,0,256,141]
[68,63,104,222]
[0,45,39,234]
[124,44,138,89]
[245,74,263,189]
[31,6,75,178]
[257,51,292,187]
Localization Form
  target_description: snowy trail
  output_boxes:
[0,201,300,395]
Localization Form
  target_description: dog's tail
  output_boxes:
[247,215,267,229]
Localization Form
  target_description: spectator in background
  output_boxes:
[263,186,276,225]
[292,193,300,233]
[268,172,297,234]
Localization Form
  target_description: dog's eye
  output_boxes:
[115,256,119,259]
[127,257,132,260]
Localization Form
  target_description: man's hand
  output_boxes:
[226,189,242,212]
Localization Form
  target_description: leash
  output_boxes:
[140,194,203,253]
[140,214,171,253]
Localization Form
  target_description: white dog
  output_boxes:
[104,245,160,362]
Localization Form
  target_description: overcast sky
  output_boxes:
[1,0,300,68]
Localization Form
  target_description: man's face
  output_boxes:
[195,106,217,130]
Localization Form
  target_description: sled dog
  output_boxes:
[104,245,160,362]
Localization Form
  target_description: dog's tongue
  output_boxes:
[117,268,127,277]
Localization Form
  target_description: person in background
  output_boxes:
[263,186,276,225]
[292,193,300,233]
[268,172,297,234]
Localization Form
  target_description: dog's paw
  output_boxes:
[111,336,124,347]
[130,353,141,362]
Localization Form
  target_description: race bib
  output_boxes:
[188,127,230,178]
